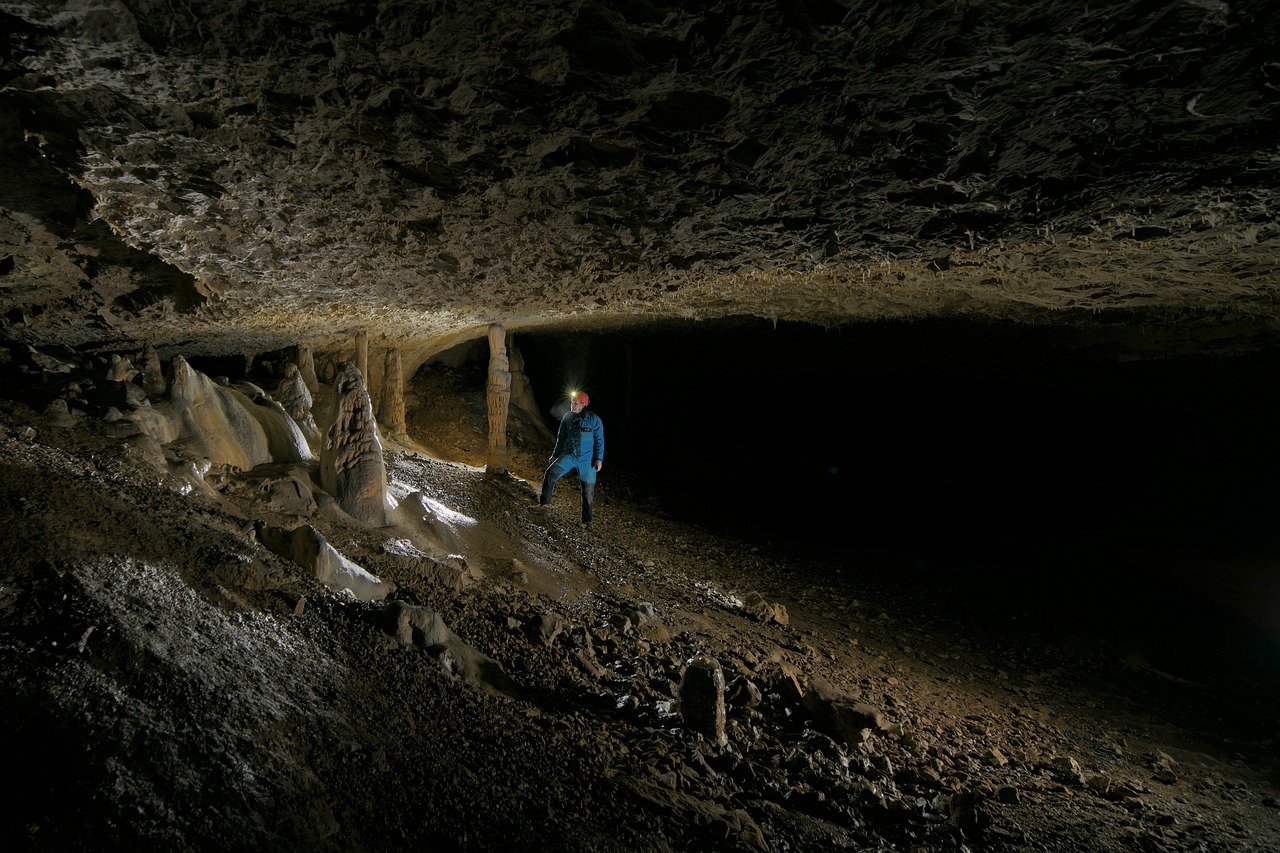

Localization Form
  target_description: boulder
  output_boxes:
[801,677,888,747]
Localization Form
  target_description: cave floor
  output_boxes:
[1,373,1277,852]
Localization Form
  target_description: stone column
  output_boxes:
[320,361,388,526]
[379,348,406,436]
[355,330,369,381]
[296,344,319,393]
[485,324,511,475]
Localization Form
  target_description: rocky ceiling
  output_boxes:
[1,0,1278,362]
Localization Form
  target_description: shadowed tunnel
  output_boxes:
[515,318,1280,560]
[511,319,1280,674]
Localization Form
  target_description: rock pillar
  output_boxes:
[379,348,406,436]
[678,656,728,746]
[296,344,319,393]
[320,361,388,526]
[355,330,369,382]
[276,363,321,451]
[485,324,511,475]
[140,343,167,397]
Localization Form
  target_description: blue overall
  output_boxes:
[540,409,604,523]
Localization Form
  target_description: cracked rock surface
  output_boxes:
[2,0,1279,358]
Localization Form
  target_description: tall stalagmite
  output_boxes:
[320,361,388,526]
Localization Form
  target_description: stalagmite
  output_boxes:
[275,363,321,451]
[678,656,728,746]
[379,348,406,436]
[141,342,167,397]
[320,361,388,526]
[296,344,319,393]
[485,323,511,475]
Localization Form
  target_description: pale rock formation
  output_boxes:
[274,363,321,451]
[139,343,167,398]
[319,361,388,526]
[132,356,312,472]
[254,521,392,601]
[485,324,511,474]
[380,538,481,592]
[295,345,319,393]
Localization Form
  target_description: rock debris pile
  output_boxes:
[2,344,1275,851]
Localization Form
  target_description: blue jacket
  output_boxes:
[553,409,604,466]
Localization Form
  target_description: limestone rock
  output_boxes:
[133,356,312,471]
[296,345,319,393]
[744,591,787,626]
[801,677,887,747]
[275,363,320,451]
[43,398,80,428]
[378,348,406,436]
[140,343,167,397]
[255,521,392,601]
[105,354,137,382]
[319,361,388,526]
[677,656,727,746]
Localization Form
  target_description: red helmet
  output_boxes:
[571,391,589,405]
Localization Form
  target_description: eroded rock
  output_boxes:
[678,656,728,747]
[801,677,888,748]
[275,363,320,451]
[255,521,392,601]
[319,361,388,526]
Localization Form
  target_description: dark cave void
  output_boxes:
[517,318,1280,671]
[517,318,1280,562]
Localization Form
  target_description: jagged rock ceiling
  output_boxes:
[2,0,1278,359]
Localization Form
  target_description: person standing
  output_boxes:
[533,390,604,526]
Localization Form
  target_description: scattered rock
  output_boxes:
[744,591,788,625]
[369,601,517,699]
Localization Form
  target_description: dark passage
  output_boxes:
[518,318,1280,676]
[519,318,1280,561]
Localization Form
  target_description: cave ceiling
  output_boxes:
[1,0,1278,361]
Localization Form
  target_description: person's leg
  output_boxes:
[539,456,573,506]
[577,459,597,525]
[581,482,595,526]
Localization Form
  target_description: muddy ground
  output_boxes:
[1,363,1278,852]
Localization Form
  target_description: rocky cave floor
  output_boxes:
[2,364,1279,852]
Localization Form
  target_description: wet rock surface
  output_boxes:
[1,361,1277,852]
